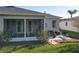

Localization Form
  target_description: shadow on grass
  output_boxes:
[7,44,42,53]
[0,41,44,53]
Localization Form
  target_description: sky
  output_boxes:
[20,6,79,18]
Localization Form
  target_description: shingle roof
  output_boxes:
[0,6,43,15]
[0,6,61,18]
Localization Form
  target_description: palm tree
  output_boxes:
[67,9,78,18]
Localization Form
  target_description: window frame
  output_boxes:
[52,20,56,28]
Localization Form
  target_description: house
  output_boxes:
[59,17,79,32]
[0,6,61,42]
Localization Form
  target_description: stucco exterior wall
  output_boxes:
[59,20,79,32]
[45,18,60,31]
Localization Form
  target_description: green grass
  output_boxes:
[0,43,79,53]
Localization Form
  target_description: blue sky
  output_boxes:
[20,6,79,18]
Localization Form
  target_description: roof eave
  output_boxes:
[0,13,45,16]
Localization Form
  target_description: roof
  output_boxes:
[45,13,62,19]
[60,16,79,21]
[73,16,79,19]
[0,6,43,15]
[0,6,61,18]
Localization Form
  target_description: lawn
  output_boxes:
[0,42,79,53]
[0,29,79,53]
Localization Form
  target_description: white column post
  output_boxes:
[44,12,47,31]
[43,11,47,31]
[44,18,46,31]
[24,19,26,38]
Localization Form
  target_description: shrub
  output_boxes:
[0,32,13,48]
[36,30,51,43]
[0,32,13,42]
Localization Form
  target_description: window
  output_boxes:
[45,23,47,27]
[11,20,15,25]
[39,20,42,30]
[16,20,24,33]
[17,21,21,32]
[52,20,56,28]
[65,22,68,26]
[4,19,16,32]
[6,20,10,29]
[34,20,37,25]
[28,21,32,32]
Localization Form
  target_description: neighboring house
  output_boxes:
[0,6,61,42]
[59,17,79,32]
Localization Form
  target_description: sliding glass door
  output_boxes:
[16,20,24,37]
[16,20,24,33]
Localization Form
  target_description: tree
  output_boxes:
[67,9,78,18]
[67,9,79,28]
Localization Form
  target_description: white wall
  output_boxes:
[0,17,3,32]
[59,20,79,32]
[45,18,59,31]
